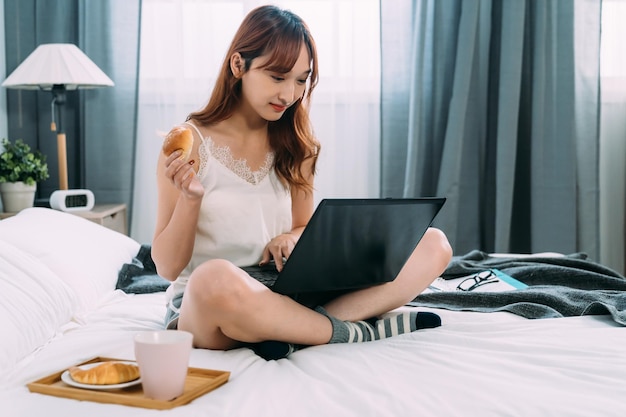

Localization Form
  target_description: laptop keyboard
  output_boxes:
[241,265,279,287]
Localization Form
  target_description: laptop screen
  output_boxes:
[271,198,446,296]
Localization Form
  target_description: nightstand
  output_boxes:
[71,204,128,235]
[0,203,128,235]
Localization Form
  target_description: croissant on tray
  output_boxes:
[69,361,140,385]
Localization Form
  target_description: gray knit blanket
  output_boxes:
[116,244,170,294]
[408,250,626,325]
[118,246,626,324]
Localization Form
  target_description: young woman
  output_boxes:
[152,5,452,359]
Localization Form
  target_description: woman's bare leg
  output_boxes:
[178,228,452,349]
[323,227,452,321]
[177,259,333,349]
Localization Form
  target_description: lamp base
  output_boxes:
[34,197,52,208]
[57,132,69,190]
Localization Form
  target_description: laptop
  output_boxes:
[242,197,446,307]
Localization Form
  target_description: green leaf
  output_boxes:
[0,138,49,185]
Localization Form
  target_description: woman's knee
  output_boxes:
[185,259,249,312]
[420,227,453,269]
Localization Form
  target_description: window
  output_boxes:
[132,0,381,242]
[599,0,626,273]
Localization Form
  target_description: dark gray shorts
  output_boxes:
[164,292,183,329]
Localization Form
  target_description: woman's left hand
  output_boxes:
[260,233,298,272]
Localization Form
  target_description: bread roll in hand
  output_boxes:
[162,125,194,162]
[69,361,140,385]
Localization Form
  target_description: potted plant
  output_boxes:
[0,138,49,212]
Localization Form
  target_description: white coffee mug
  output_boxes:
[134,330,193,401]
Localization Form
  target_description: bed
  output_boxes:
[1,207,625,416]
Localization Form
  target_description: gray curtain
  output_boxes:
[381,0,601,259]
[4,0,140,214]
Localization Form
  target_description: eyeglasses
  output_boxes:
[456,270,499,292]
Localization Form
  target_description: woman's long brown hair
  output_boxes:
[187,5,320,193]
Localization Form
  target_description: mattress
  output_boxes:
[2,291,625,417]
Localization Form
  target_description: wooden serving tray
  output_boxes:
[27,357,230,410]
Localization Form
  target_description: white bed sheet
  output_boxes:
[2,291,625,417]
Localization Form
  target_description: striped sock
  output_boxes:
[316,306,441,344]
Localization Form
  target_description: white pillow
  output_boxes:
[0,208,140,312]
[0,240,78,371]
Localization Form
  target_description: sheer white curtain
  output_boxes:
[131,0,381,243]
[599,0,626,274]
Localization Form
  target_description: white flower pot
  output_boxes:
[0,182,37,212]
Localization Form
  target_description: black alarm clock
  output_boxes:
[50,189,95,212]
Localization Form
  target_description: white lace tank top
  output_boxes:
[165,122,292,303]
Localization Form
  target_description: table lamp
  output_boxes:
[1,43,114,199]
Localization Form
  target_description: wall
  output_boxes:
[0,0,7,140]
[0,0,6,212]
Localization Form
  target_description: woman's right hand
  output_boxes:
[164,150,205,200]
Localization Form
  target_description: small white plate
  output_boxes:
[61,361,141,390]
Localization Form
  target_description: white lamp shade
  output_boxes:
[1,43,114,90]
